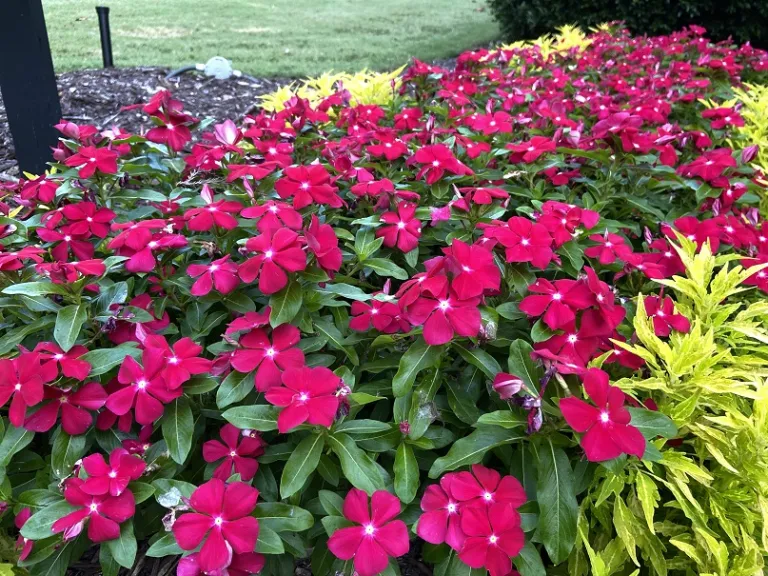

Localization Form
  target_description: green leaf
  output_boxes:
[311,536,336,575]
[328,432,385,494]
[507,339,542,392]
[222,405,279,431]
[429,427,524,478]
[53,304,87,352]
[475,410,528,429]
[99,545,119,576]
[394,443,419,504]
[2,281,68,296]
[254,503,314,532]
[0,317,55,355]
[364,258,408,280]
[446,379,482,424]
[354,229,384,261]
[530,319,554,343]
[315,318,359,365]
[514,541,547,576]
[335,420,392,435]
[162,397,194,464]
[408,370,442,441]
[50,430,86,479]
[454,344,501,379]
[270,280,303,327]
[216,370,254,409]
[280,433,325,499]
[392,339,443,397]
[145,533,183,557]
[255,525,285,554]
[105,519,137,569]
[0,424,34,466]
[635,472,660,533]
[627,407,677,439]
[128,482,155,504]
[81,345,142,376]
[20,499,76,540]
[497,302,525,320]
[532,441,578,565]
[184,376,219,395]
[613,497,639,566]
[319,490,344,516]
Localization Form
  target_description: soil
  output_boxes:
[0,67,291,178]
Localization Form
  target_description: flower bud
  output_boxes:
[493,373,524,399]
[742,145,759,164]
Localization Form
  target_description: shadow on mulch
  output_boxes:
[0,67,291,178]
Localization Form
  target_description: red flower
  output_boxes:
[0,353,54,427]
[239,228,307,295]
[172,479,260,573]
[275,164,341,209]
[662,216,721,252]
[0,246,44,271]
[202,424,265,481]
[64,146,119,178]
[643,295,691,336]
[328,489,409,576]
[585,233,637,264]
[62,202,116,238]
[677,148,736,182]
[394,107,423,130]
[241,200,303,235]
[406,280,481,346]
[412,144,473,185]
[350,300,408,334]
[187,255,240,296]
[459,503,525,576]
[493,373,524,400]
[471,111,513,135]
[185,200,242,232]
[146,112,196,151]
[519,278,593,330]
[177,552,265,576]
[225,309,271,335]
[368,137,409,161]
[226,163,276,183]
[34,343,92,380]
[506,136,556,163]
[560,368,646,461]
[443,239,500,299]
[105,354,181,425]
[417,474,465,550]
[36,227,94,262]
[450,465,526,509]
[702,107,743,130]
[24,382,106,435]
[305,215,342,274]
[537,201,600,247]
[485,217,554,269]
[231,325,305,391]
[579,268,626,338]
[15,508,33,561]
[376,202,422,253]
[52,477,135,543]
[264,366,341,433]
[142,334,213,390]
[80,448,146,496]
[20,176,58,204]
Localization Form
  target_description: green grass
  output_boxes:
[42,0,499,77]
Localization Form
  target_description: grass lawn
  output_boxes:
[41,0,499,77]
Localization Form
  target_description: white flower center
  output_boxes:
[483,492,493,502]
[266,347,276,358]
[264,249,274,259]
[14,383,22,391]
[567,334,578,344]
[214,517,223,526]
[136,379,148,390]
[230,451,237,457]
[600,411,611,423]
[300,182,310,190]
[108,470,117,478]
[432,160,440,167]
[364,524,376,536]
[169,356,179,364]
[521,238,530,246]
[447,503,457,513]
[397,221,406,230]
[299,392,310,402]
[89,503,99,512]
[552,293,562,301]
[438,300,451,311]
[489,534,498,544]
[461,265,472,272]
[54,354,65,360]
[210,264,219,272]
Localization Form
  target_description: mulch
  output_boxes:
[0,66,291,178]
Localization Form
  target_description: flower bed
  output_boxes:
[2,23,768,576]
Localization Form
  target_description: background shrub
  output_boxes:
[486,0,768,47]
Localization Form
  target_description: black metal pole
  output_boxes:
[0,0,62,174]
[96,6,113,68]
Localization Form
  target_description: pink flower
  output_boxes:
[560,368,646,461]
[264,366,341,433]
[52,477,135,543]
[350,300,408,334]
[450,465,526,509]
[80,448,146,496]
[328,489,409,576]
[643,295,691,337]
[239,228,307,295]
[185,200,242,232]
[23,382,106,435]
[187,255,240,296]
[142,335,213,390]
[202,424,265,481]
[15,508,33,561]
[34,343,92,381]
[62,202,116,238]
[416,474,465,550]
[412,144,473,185]
[231,325,305,391]
[485,217,554,269]
[406,281,481,346]
[0,353,55,427]
[225,309,271,335]
[241,200,303,235]
[519,278,593,330]
[305,215,342,274]
[493,373,524,400]
[275,164,341,209]
[177,552,265,576]
[376,202,422,253]
[506,136,556,163]
[146,111,196,151]
[579,268,626,338]
[64,146,119,178]
[443,239,501,299]
[585,233,637,264]
[105,354,181,426]
[172,479,260,573]
[459,503,525,576]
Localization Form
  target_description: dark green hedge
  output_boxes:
[487,0,768,48]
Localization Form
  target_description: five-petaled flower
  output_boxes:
[239,228,307,294]
[264,366,341,433]
[376,201,422,253]
[203,424,265,481]
[231,325,305,391]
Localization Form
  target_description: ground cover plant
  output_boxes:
[2,22,768,576]
[40,0,498,77]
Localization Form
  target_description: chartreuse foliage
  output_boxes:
[574,237,768,575]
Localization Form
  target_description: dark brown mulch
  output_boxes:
[0,66,291,177]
